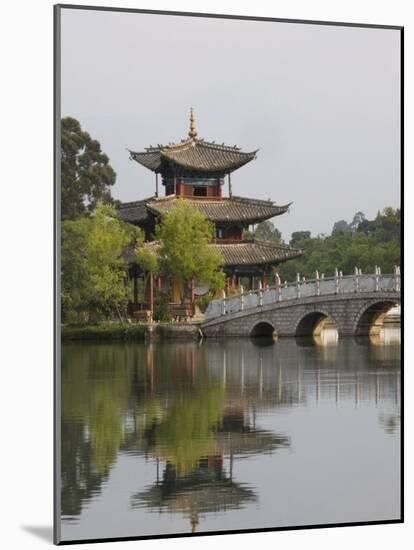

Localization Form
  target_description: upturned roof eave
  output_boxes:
[128,142,259,174]
[124,239,303,268]
[145,196,292,224]
[215,241,304,267]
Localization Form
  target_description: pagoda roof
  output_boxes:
[123,239,303,268]
[130,139,257,174]
[129,109,257,174]
[215,240,303,267]
[118,195,291,225]
[117,198,150,224]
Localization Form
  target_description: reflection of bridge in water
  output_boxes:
[203,339,401,410]
[202,269,401,338]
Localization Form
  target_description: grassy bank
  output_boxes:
[61,322,202,341]
[61,323,147,341]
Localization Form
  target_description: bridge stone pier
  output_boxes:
[201,270,401,338]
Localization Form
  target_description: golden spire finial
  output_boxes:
[188,107,197,139]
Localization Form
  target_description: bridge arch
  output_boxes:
[249,321,276,338]
[294,309,338,338]
[353,299,400,336]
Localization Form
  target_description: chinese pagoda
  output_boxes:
[118,109,302,317]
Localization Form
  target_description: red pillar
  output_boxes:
[157,274,161,291]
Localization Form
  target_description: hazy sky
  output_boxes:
[61,8,400,240]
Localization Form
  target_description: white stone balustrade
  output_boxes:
[204,268,401,321]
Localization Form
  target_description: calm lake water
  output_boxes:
[60,331,401,541]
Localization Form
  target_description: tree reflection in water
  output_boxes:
[61,334,400,531]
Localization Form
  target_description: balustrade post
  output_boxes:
[258,280,263,306]
[334,268,339,294]
[296,273,301,299]
[275,273,282,302]
[394,266,400,292]
[374,266,380,292]
[240,285,244,311]
[315,270,320,296]
[221,290,226,316]
[354,266,360,293]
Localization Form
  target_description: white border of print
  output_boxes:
[1,1,410,549]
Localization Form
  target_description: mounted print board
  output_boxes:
[54,4,403,545]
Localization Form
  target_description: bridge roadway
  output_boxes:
[201,270,401,338]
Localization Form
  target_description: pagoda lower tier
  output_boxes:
[123,238,303,291]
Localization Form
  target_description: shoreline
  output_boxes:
[61,322,202,341]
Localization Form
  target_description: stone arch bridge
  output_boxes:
[201,271,401,338]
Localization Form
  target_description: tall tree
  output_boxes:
[61,117,116,220]
[154,200,225,302]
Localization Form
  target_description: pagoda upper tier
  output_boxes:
[129,109,258,196]
[130,140,257,174]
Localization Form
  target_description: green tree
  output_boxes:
[84,203,133,319]
[278,207,400,282]
[245,220,282,243]
[332,220,350,234]
[135,244,159,274]
[61,216,90,318]
[290,231,311,245]
[61,117,116,220]
[61,202,139,321]
[155,200,225,302]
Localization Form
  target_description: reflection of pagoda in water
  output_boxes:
[131,405,289,533]
[132,459,255,533]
